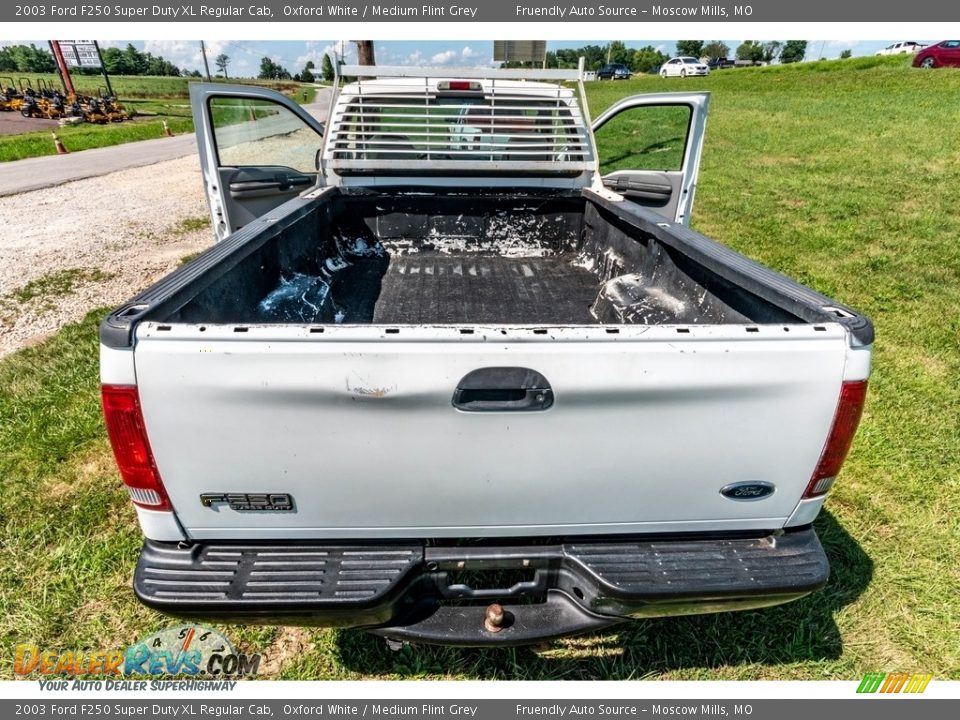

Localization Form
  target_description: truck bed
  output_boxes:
[102,187,873,542]
[155,190,804,328]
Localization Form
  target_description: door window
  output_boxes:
[208,96,320,173]
[594,104,692,174]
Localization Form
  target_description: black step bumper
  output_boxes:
[134,527,829,646]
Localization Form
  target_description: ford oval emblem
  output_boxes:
[720,481,776,501]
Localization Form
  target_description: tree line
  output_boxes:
[257,54,334,83]
[504,40,810,74]
[677,40,809,64]
[0,43,183,76]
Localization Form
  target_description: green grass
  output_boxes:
[1,54,959,680]
[5,74,309,100]
[0,75,319,161]
[0,117,196,162]
[170,215,212,235]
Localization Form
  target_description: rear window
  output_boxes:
[328,94,587,164]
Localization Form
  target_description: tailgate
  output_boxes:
[133,324,850,539]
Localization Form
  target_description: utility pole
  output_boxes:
[353,40,375,80]
[200,40,212,81]
[354,40,375,66]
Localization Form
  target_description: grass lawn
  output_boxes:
[1,55,958,680]
[0,75,320,162]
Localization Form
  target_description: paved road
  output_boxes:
[0,91,330,198]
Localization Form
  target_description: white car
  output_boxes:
[660,56,710,78]
[875,42,925,56]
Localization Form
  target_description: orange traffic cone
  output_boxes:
[162,120,173,137]
[51,132,69,155]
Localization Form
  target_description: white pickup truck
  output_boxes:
[100,65,872,646]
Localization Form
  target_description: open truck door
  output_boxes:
[592,92,709,225]
[190,83,326,241]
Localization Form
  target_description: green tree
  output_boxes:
[606,41,632,66]
[215,53,230,79]
[0,44,56,72]
[631,46,670,73]
[554,48,581,68]
[258,56,291,80]
[701,41,730,61]
[840,49,853,59]
[95,44,180,76]
[735,41,765,63]
[321,53,335,81]
[562,45,606,70]
[762,41,783,63]
[780,41,808,64]
[299,60,315,83]
[100,46,127,74]
[0,47,15,72]
[675,40,705,58]
[258,57,278,79]
[122,43,147,74]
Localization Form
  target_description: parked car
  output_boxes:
[597,63,631,80]
[660,57,710,78]
[707,57,735,70]
[875,41,925,56]
[913,40,960,68]
[101,67,872,646]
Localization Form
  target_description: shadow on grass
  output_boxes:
[333,512,872,679]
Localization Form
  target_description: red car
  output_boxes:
[913,40,960,68]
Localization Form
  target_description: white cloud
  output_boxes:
[430,50,458,65]
[461,46,478,59]
[404,50,424,66]
[133,39,244,74]
[295,40,353,69]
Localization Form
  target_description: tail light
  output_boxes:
[437,80,482,93]
[101,384,171,510]
[804,380,868,497]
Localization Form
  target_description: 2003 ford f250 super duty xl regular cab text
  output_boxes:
[100,65,872,645]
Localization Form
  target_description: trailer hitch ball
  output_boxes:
[484,603,505,633]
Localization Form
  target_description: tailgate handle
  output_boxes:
[452,367,553,412]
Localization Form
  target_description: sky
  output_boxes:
[1,40,934,76]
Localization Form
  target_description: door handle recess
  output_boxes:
[452,367,553,412]
[229,175,312,196]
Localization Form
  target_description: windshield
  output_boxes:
[682,58,700,64]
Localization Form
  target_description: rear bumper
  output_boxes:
[134,527,828,646]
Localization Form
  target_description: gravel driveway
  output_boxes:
[0,155,211,357]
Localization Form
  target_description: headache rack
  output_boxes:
[323,64,597,177]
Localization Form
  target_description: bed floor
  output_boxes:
[370,253,601,325]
